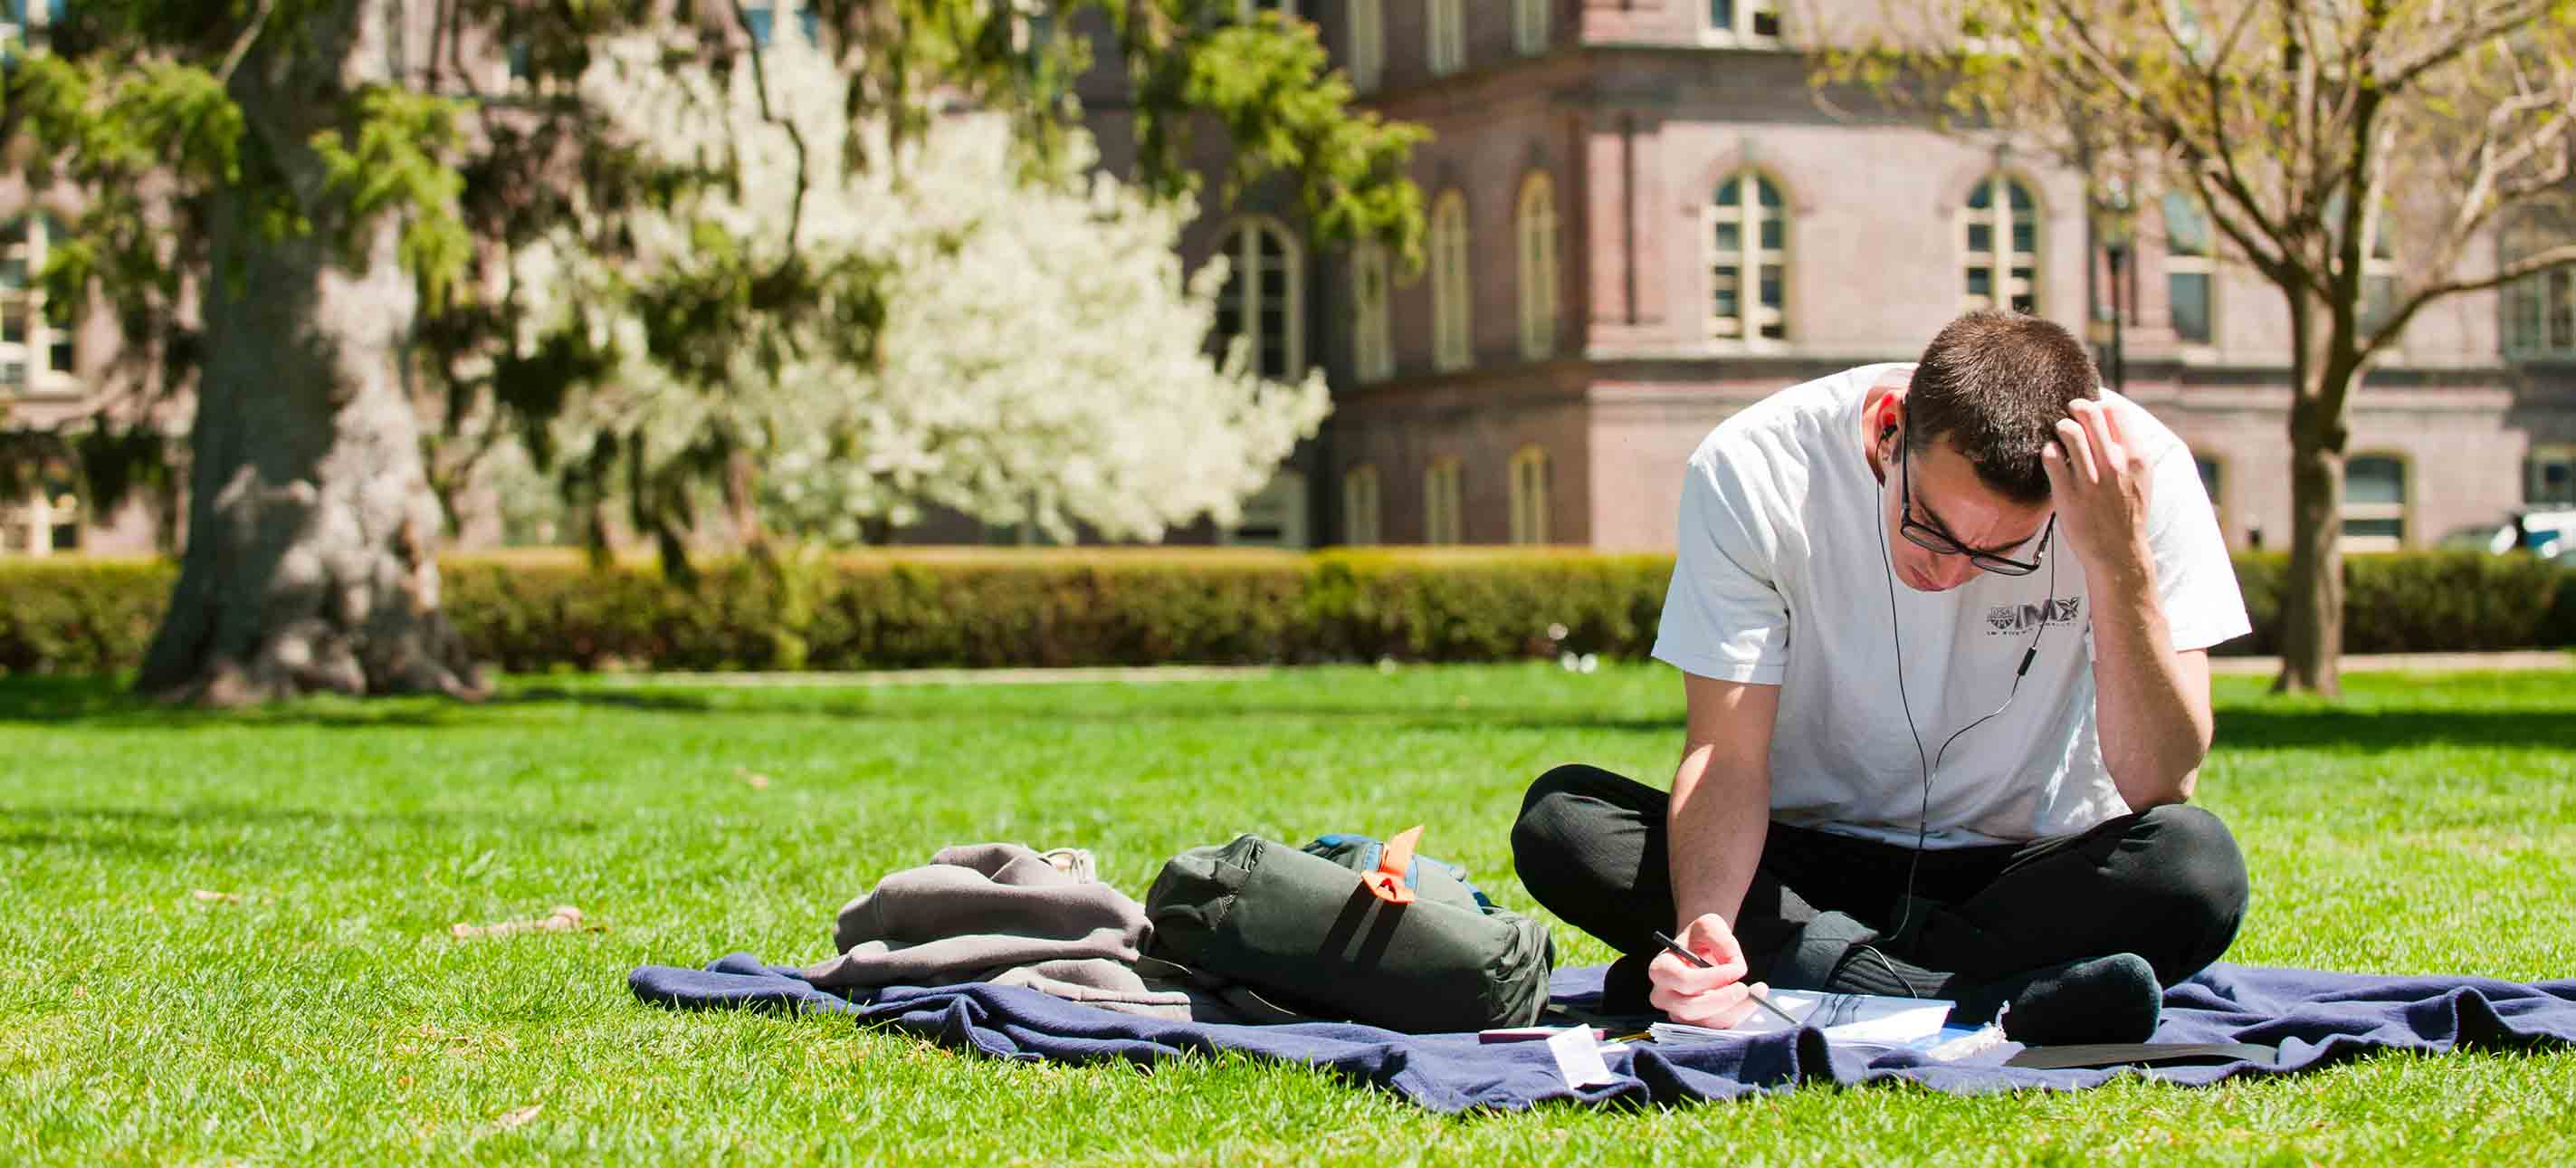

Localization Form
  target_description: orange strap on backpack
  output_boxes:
[1360,825,1426,905]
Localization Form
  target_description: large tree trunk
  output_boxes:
[2276,391,2345,697]
[135,1,482,706]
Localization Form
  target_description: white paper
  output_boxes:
[1545,1024,1620,1088]
[1649,991,1956,1048]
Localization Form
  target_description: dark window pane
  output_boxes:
[1759,217,1782,250]
[2011,219,2036,254]
[2346,456,2405,504]
[1711,0,1734,28]
[1715,177,1740,208]
[1757,178,1781,208]
[1751,10,1779,35]
[1758,269,1781,307]
[0,308,21,344]
[1967,268,1992,297]
[48,336,70,371]
[0,258,23,288]
[2010,292,2036,313]
[2343,516,2404,541]
[1967,223,1991,254]
[1759,321,1785,340]
[744,5,774,47]
[1968,182,1992,211]
[799,9,820,43]
[1713,221,1740,252]
[2007,181,2033,211]
[2196,456,2221,502]
[2170,273,2211,342]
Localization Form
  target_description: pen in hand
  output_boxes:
[1651,929,1806,1029]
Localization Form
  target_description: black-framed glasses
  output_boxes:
[1898,442,2055,576]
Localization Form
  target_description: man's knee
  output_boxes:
[2132,804,2251,976]
[1510,764,1636,906]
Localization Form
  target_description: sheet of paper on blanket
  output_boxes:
[1650,991,1956,1048]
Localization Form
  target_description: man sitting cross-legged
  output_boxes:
[1512,311,2252,1045]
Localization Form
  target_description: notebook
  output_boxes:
[1647,991,1957,1048]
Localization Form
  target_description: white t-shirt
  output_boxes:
[1650,363,2250,847]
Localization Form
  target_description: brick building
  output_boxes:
[11,0,2576,556]
[1153,0,2576,552]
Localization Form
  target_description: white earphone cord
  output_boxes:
[1871,493,2057,996]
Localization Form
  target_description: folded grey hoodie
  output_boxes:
[802,843,1197,1020]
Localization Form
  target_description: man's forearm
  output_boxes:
[1667,742,1770,929]
[2085,545,2212,807]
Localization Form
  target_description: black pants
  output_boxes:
[1510,763,2250,989]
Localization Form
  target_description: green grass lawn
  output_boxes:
[4,664,2574,1163]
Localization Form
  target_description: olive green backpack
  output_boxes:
[1141,827,1555,1034]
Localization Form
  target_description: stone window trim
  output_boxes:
[1,210,79,397]
[1423,455,1464,545]
[1702,0,1784,47]
[1517,171,1560,361]
[1960,171,2043,317]
[1429,190,1473,372]
[1212,215,1305,381]
[1512,0,1548,56]
[2161,191,2218,349]
[2501,212,2576,360]
[1508,444,1551,545]
[1705,168,1789,346]
[1342,463,1383,545]
[2342,451,2410,552]
[1347,0,1384,93]
[1426,0,1466,77]
[1350,242,1395,383]
[2192,451,2228,547]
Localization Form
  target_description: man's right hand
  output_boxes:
[1646,912,1773,1029]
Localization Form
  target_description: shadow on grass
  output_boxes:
[5,674,2571,751]
[2213,707,2576,753]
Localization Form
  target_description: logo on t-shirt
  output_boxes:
[1987,598,2082,635]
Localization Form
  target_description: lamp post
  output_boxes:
[2091,184,2136,393]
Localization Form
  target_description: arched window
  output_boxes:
[2343,454,2408,550]
[1430,191,1473,371]
[1426,0,1465,76]
[0,213,75,395]
[1961,174,2040,315]
[1508,445,1551,544]
[1518,173,1559,360]
[1342,464,1382,545]
[1706,0,1781,41]
[1351,243,1393,382]
[1348,0,1384,92]
[1709,171,1787,341]
[1213,218,1303,379]
[1513,0,1548,54]
[1424,455,1464,544]
[2162,191,2215,345]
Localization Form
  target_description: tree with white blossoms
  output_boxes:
[13,1,1422,704]
[520,39,1329,552]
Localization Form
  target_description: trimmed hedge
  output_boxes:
[2,548,2568,676]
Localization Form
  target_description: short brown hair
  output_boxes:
[1904,311,2100,504]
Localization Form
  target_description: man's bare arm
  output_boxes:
[1668,673,1781,929]
[2044,399,2214,808]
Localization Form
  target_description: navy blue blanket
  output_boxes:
[629,957,2576,1114]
